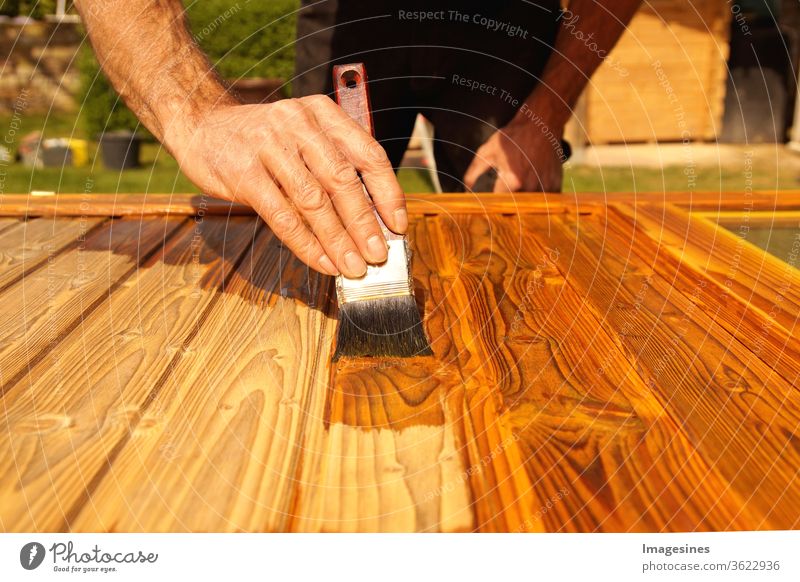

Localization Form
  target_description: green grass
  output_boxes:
[4,157,794,195]
[563,164,800,193]
[2,143,196,194]
[1,113,438,194]
[3,113,798,195]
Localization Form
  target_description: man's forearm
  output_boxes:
[75,0,236,149]
[522,0,642,128]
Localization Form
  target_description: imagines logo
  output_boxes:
[20,542,46,570]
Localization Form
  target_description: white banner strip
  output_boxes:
[1,531,797,581]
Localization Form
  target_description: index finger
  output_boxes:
[310,99,408,234]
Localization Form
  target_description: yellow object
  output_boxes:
[67,139,89,167]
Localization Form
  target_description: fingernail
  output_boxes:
[366,234,388,263]
[344,251,367,277]
[319,254,338,276]
[394,208,408,233]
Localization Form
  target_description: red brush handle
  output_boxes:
[333,63,374,136]
[332,63,401,242]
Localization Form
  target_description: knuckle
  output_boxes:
[335,199,375,232]
[321,226,351,249]
[337,210,365,232]
[349,207,378,232]
[320,143,347,164]
[269,208,302,235]
[303,94,331,107]
[270,98,303,119]
[361,140,391,168]
[293,182,329,213]
[251,124,276,143]
[327,161,360,192]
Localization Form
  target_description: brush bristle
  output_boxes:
[333,295,433,361]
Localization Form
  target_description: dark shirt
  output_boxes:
[293,0,563,190]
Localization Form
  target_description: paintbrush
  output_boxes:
[331,63,433,361]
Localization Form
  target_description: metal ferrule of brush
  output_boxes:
[335,238,414,304]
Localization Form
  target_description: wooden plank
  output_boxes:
[0,216,185,393]
[492,213,759,531]
[291,238,474,532]
[68,229,336,532]
[539,210,800,528]
[292,360,473,532]
[615,204,800,339]
[0,217,106,290]
[0,193,569,217]
[0,194,252,218]
[0,216,258,532]
[696,210,800,229]
[0,218,22,237]
[681,194,800,212]
[424,213,757,531]
[584,102,721,143]
[609,204,800,388]
[2,191,800,217]
[415,215,558,532]
[417,213,543,530]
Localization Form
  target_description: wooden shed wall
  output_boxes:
[578,0,732,144]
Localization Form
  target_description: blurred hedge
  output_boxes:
[78,46,142,136]
[80,0,299,137]
[0,0,57,19]
[186,0,298,82]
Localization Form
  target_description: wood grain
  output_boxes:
[3,191,800,218]
[611,203,800,385]
[0,216,184,393]
[0,216,256,531]
[0,194,252,217]
[0,217,105,290]
[67,226,336,532]
[424,213,757,531]
[494,213,741,531]
[0,218,23,237]
[539,210,800,529]
[292,262,473,532]
[414,215,549,533]
[697,210,800,228]
[1,192,799,533]
[615,203,800,337]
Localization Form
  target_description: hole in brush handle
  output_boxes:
[341,69,361,89]
[333,63,373,136]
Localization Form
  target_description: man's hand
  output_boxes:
[463,118,565,193]
[168,96,407,278]
[75,0,407,278]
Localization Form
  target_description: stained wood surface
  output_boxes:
[0,192,798,532]
[3,190,800,218]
